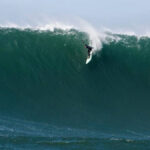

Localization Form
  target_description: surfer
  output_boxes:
[85,44,93,57]
[83,43,93,64]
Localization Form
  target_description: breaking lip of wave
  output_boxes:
[0,20,103,52]
[0,20,150,55]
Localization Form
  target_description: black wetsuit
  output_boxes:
[85,44,93,57]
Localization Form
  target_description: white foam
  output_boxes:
[35,22,74,31]
[0,22,74,31]
[102,27,150,38]
[0,22,32,29]
[76,19,102,52]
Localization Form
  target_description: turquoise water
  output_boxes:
[0,28,150,149]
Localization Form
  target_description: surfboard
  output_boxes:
[86,51,93,64]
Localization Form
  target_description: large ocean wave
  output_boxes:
[0,24,150,149]
[0,26,150,126]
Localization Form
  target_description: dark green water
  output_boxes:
[0,28,150,149]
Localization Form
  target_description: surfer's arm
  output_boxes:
[90,46,94,49]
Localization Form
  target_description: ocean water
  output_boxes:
[0,27,150,149]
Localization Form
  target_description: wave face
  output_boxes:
[0,27,150,149]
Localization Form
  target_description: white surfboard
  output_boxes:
[86,51,93,64]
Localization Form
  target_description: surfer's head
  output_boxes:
[85,44,87,48]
